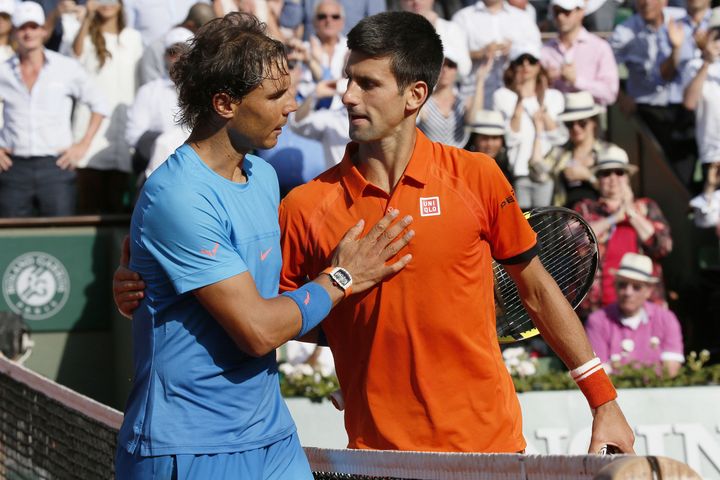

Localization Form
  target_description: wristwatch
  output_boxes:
[322,267,353,296]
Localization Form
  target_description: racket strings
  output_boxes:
[495,210,598,340]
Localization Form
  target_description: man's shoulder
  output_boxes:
[282,164,344,211]
[644,301,676,321]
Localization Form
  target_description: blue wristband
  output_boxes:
[282,282,332,339]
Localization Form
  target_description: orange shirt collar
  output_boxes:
[338,129,433,199]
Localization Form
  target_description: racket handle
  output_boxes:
[598,444,622,455]
[329,390,345,411]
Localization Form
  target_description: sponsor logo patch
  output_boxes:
[419,196,441,217]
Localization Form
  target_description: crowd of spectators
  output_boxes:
[0,0,719,371]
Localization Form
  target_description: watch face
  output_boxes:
[333,268,352,287]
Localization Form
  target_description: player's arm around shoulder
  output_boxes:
[504,258,636,454]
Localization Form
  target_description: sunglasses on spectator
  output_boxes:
[564,119,589,128]
[616,280,646,292]
[597,169,626,178]
[316,13,342,20]
[512,54,539,66]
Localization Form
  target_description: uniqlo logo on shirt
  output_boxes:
[419,197,441,217]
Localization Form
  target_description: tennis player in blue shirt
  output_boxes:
[114,13,414,480]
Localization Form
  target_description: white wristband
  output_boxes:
[570,356,602,381]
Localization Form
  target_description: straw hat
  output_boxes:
[591,144,639,175]
[468,110,505,136]
[616,253,658,284]
[557,92,602,122]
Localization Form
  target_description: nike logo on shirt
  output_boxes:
[260,247,272,261]
[200,243,219,257]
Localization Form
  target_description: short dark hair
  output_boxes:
[347,11,443,97]
[171,13,287,129]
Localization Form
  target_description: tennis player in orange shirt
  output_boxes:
[114,11,635,455]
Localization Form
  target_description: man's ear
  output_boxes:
[212,92,237,120]
[406,81,429,113]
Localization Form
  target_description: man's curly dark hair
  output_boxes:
[170,12,288,130]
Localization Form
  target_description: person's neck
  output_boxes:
[646,12,664,30]
[420,10,439,24]
[100,18,120,35]
[603,195,623,211]
[19,47,44,66]
[0,33,9,46]
[688,6,708,25]
[186,119,249,183]
[433,82,453,98]
[573,134,594,153]
[319,34,338,48]
[356,121,418,194]
[484,1,504,14]
[519,78,536,98]
[559,25,582,47]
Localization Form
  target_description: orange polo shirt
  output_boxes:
[279,130,537,453]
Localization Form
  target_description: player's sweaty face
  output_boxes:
[229,64,297,151]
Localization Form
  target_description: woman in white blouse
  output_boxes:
[71,0,143,214]
[493,42,568,210]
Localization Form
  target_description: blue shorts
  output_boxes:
[115,433,312,480]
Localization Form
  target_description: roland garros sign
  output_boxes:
[2,252,71,321]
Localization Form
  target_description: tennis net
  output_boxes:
[1,354,668,480]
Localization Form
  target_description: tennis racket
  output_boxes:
[495,206,598,344]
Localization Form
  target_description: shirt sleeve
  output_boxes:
[477,155,537,263]
[139,186,249,294]
[585,310,611,363]
[657,308,684,363]
[572,40,619,106]
[71,59,110,116]
[125,83,154,147]
[278,196,310,292]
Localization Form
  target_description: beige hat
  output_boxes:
[558,92,601,122]
[592,144,639,175]
[12,1,44,28]
[616,252,658,284]
[709,7,720,29]
[469,110,505,136]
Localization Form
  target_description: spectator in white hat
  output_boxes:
[70,0,144,214]
[573,145,672,318]
[549,91,619,207]
[0,0,14,62]
[493,42,568,209]
[541,0,619,107]
[451,0,541,109]
[467,109,511,181]
[684,8,720,205]
[0,1,108,217]
[585,252,684,377]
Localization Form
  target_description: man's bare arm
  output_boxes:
[505,257,636,454]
